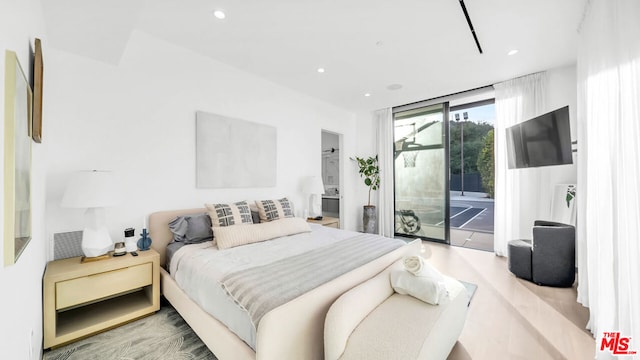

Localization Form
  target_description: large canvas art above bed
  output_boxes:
[196,111,277,188]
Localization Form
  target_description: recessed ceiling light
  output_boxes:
[317,68,325,73]
[364,93,371,97]
[213,10,226,19]
[387,84,403,91]
[507,49,519,56]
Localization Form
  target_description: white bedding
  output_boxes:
[169,224,365,349]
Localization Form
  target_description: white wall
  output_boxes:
[44,30,358,250]
[0,1,47,359]
[536,65,578,220]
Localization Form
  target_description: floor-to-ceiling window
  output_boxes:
[393,103,450,243]
[449,100,495,251]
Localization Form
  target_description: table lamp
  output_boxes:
[303,176,325,219]
[61,170,119,260]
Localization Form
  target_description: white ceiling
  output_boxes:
[42,0,586,113]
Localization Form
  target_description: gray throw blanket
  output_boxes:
[220,234,405,327]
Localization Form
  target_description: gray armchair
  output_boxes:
[508,220,575,287]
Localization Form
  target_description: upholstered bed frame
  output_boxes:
[149,208,420,360]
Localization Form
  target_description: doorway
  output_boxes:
[321,131,341,223]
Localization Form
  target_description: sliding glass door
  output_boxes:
[393,103,450,243]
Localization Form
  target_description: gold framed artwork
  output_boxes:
[32,38,43,143]
[3,50,33,266]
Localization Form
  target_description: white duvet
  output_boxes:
[169,223,360,349]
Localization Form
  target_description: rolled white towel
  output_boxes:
[403,256,424,275]
[403,255,445,281]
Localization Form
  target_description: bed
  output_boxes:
[149,208,420,360]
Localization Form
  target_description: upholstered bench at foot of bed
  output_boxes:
[324,260,469,360]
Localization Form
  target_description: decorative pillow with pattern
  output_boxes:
[205,201,254,227]
[255,197,294,222]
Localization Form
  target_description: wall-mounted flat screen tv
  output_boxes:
[506,106,573,169]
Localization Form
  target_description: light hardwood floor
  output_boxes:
[450,229,494,252]
[417,241,594,360]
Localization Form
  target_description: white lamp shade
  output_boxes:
[303,176,325,195]
[61,170,120,208]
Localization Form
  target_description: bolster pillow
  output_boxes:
[215,217,312,250]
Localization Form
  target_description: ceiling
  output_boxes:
[42,0,586,113]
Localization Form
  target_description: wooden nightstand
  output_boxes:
[43,249,160,349]
[307,216,340,229]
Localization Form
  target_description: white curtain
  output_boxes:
[375,108,394,237]
[493,73,547,256]
[576,0,640,353]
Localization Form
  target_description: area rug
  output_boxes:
[44,304,217,360]
[459,280,478,306]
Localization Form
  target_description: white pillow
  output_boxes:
[215,217,311,250]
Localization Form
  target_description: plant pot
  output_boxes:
[363,205,377,234]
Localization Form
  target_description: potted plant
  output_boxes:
[354,155,380,233]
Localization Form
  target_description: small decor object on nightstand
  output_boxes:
[113,242,126,256]
[124,227,137,252]
[137,228,152,251]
